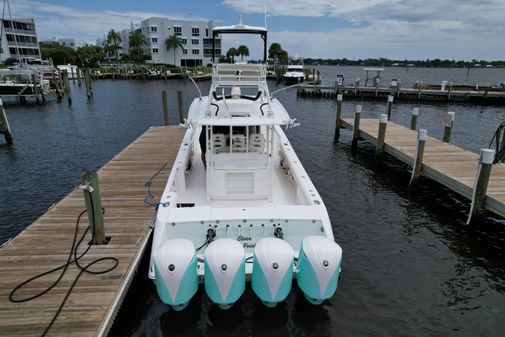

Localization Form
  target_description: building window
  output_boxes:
[151,37,157,43]
[192,27,199,36]
[183,49,188,55]
[152,48,159,53]
[192,49,199,55]
[191,39,199,45]
[181,38,187,45]
[205,28,209,37]
[174,26,182,35]
[150,26,157,32]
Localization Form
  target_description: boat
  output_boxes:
[148,18,342,311]
[283,58,306,84]
[0,68,50,97]
[56,64,79,79]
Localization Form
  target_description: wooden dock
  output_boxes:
[340,118,505,220]
[0,126,185,337]
[297,84,505,104]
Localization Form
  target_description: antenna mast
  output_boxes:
[264,0,268,29]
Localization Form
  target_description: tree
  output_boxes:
[106,29,122,61]
[237,45,249,61]
[40,42,77,65]
[226,47,237,63]
[165,34,184,66]
[76,45,105,67]
[129,30,146,63]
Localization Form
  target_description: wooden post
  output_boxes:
[62,70,72,106]
[417,84,422,99]
[409,129,427,186]
[410,108,419,130]
[316,70,320,84]
[386,95,394,120]
[334,94,343,140]
[447,81,453,101]
[376,114,388,157]
[466,149,495,224]
[84,69,93,99]
[177,90,184,124]
[0,99,13,144]
[443,111,455,143]
[70,67,75,84]
[161,90,169,126]
[76,67,82,86]
[81,172,107,245]
[351,105,362,150]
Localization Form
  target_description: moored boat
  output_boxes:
[283,58,306,84]
[148,18,342,310]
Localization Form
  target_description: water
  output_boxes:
[1,66,504,336]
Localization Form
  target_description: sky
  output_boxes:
[8,0,505,61]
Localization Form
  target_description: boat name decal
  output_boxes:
[237,235,252,241]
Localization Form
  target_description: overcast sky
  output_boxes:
[10,0,505,60]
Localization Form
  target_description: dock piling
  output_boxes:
[0,99,13,144]
[410,108,419,130]
[70,67,75,84]
[81,172,107,245]
[62,70,72,106]
[177,91,184,125]
[76,68,82,86]
[409,129,427,186]
[161,90,169,126]
[376,114,388,157]
[443,111,455,143]
[467,149,495,224]
[351,105,362,150]
[334,94,343,140]
[84,69,93,99]
[386,95,394,120]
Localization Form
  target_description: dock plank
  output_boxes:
[342,118,505,219]
[0,126,185,337]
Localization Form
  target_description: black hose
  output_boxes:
[211,102,220,116]
[9,193,118,337]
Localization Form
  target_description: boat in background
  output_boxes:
[148,17,342,311]
[56,64,78,79]
[283,58,306,84]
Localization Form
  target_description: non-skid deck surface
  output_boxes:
[342,118,505,218]
[0,126,185,337]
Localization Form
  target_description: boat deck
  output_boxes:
[0,126,185,337]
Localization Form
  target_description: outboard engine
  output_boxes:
[297,236,342,305]
[153,239,198,311]
[252,238,294,307]
[204,239,245,309]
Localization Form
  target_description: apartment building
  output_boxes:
[140,17,221,66]
[0,18,41,62]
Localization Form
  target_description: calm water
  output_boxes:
[1,66,505,336]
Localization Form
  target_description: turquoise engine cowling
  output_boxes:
[153,239,198,311]
[204,239,245,309]
[252,238,294,307]
[297,236,343,305]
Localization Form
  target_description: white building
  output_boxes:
[0,18,41,63]
[140,17,221,66]
[119,23,141,59]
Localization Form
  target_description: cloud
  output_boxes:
[9,0,208,42]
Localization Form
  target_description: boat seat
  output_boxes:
[231,134,247,152]
[249,133,265,152]
[213,133,227,153]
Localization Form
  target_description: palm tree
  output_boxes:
[106,29,122,61]
[237,45,249,62]
[129,30,146,62]
[226,47,237,63]
[165,34,184,66]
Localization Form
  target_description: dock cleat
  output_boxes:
[297,236,342,305]
[252,238,294,307]
[153,239,198,311]
[204,239,245,309]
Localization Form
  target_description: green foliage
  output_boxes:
[40,42,77,65]
[302,57,505,68]
[76,45,105,67]
[237,45,249,61]
[106,29,122,61]
[128,29,146,62]
[268,42,288,61]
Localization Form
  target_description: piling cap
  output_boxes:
[412,108,419,116]
[447,111,455,120]
[355,105,362,113]
[388,95,394,103]
[418,129,427,141]
[379,114,388,123]
[480,149,495,164]
[0,98,2,105]
[337,94,343,101]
